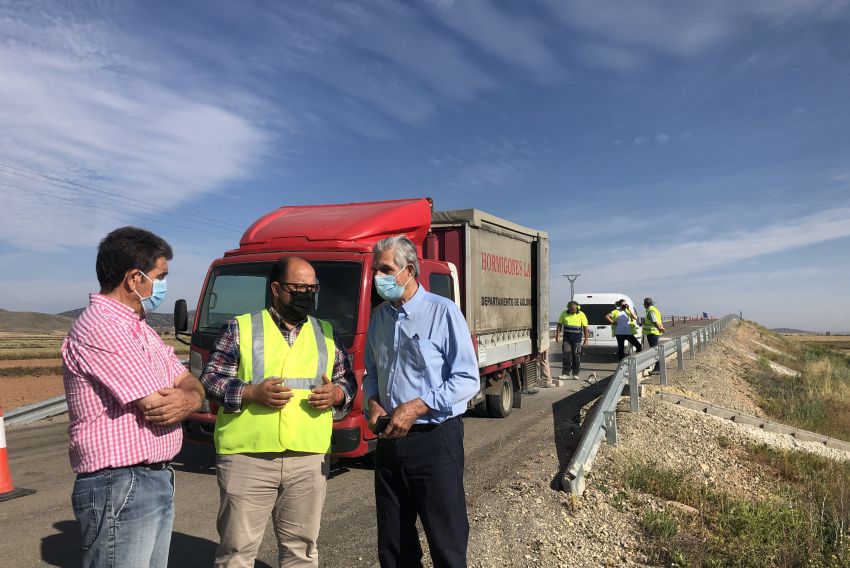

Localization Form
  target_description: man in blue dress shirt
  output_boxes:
[364,235,480,568]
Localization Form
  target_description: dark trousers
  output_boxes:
[616,334,642,361]
[375,417,468,568]
[562,339,582,375]
[646,333,660,370]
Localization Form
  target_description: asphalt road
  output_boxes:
[0,322,704,567]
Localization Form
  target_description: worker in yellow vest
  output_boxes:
[643,297,667,373]
[605,299,642,361]
[200,257,357,568]
[555,301,588,380]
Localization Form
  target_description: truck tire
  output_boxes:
[486,378,513,418]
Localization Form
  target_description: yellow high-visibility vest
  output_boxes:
[214,309,336,455]
[643,305,663,336]
[609,308,638,335]
[558,310,588,338]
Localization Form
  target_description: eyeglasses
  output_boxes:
[279,282,320,294]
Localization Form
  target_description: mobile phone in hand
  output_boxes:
[375,416,391,434]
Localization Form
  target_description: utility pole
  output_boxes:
[562,274,580,302]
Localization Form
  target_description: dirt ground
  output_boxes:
[0,373,64,411]
[0,358,62,369]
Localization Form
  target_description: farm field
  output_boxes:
[0,332,190,411]
[797,335,850,355]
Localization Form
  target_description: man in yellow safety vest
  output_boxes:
[201,257,357,568]
[555,301,588,380]
[643,297,667,373]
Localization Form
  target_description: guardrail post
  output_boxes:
[603,410,618,446]
[628,357,639,412]
[689,333,695,359]
[657,344,667,385]
[676,337,684,370]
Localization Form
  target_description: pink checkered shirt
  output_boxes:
[62,294,186,473]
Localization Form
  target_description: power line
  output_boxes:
[0,161,246,232]
[0,180,239,241]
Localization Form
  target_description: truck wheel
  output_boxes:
[474,399,489,417]
[486,379,513,418]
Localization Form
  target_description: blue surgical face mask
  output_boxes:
[374,266,411,301]
[136,271,167,312]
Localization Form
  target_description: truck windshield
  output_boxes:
[198,261,362,348]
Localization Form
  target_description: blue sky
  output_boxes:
[1,0,849,331]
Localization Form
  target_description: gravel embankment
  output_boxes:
[460,321,850,567]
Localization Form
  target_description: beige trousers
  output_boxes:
[540,351,552,382]
[214,452,329,568]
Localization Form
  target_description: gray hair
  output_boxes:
[373,235,420,278]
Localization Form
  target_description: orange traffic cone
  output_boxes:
[0,408,36,502]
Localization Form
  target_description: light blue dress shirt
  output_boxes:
[363,285,480,424]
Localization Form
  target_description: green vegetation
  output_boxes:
[0,349,62,361]
[0,366,64,377]
[798,336,850,359]
[625,456,850,567]
[0,334,189,363]
[746,330,850,442]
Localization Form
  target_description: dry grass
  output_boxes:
[626,455,850,567]
[746,330,850,442]
[799,335,850,343]
[0,333,189,363]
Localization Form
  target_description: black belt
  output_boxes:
[408,417,456,432]
[132,461,171,470]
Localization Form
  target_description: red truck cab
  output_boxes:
[178,198,457,457]
[176,197,549,458]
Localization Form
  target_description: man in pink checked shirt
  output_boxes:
[61,227,205,568]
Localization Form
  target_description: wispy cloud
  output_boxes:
[544,0,841,70]
[0,4,269,251]
[573,42,647,72]
[560,207,850,285]
[425,0,563,79]
[428,137,537,193]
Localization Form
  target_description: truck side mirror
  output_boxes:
[174,299,190,345]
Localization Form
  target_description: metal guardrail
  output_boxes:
[4,395,69,427]
[561,314,740,495]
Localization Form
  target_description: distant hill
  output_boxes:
[0,308,75,334]
[58,307,194,331]
[771,328,817,335]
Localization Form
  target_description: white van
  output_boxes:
[570,293,643,353]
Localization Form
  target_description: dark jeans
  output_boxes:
[647,333,660,370]
[71,465,175,568]
[562,339,582,375]
[616,334,642,361]
[375,417,468,568]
